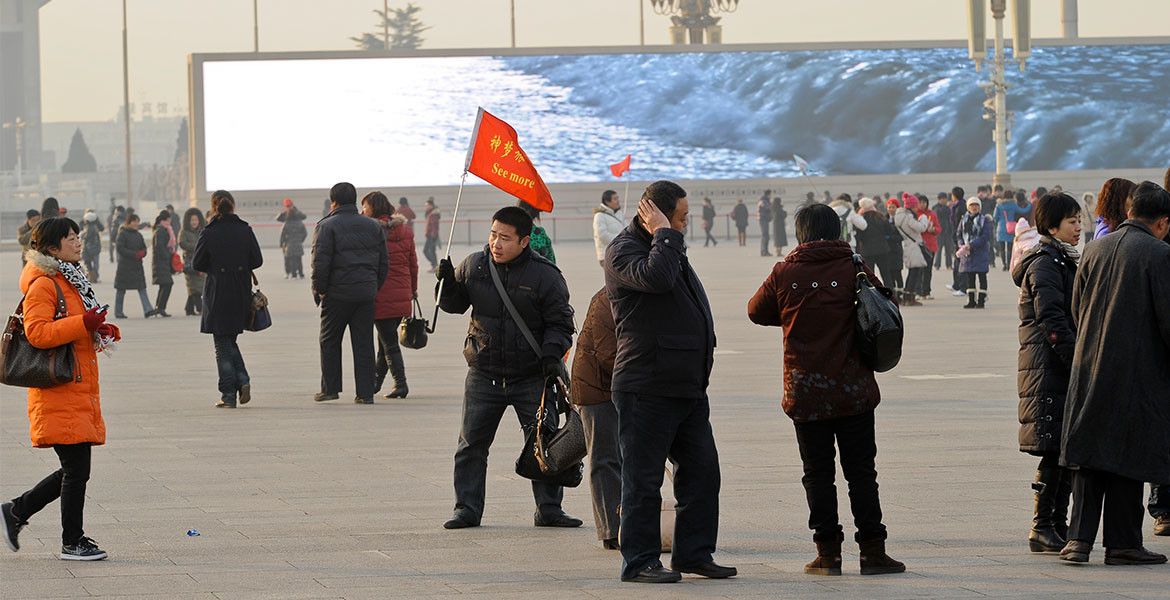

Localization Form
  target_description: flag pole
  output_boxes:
[622,171,631,214]
[431,170,468,333]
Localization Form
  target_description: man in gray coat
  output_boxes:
[311,182,388,404]
[1059,181,1170,565]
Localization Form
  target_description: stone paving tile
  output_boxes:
[2,244,1169,598]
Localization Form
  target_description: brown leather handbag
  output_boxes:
[1,280,78,388]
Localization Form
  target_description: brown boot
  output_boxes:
[859,539,906,575]
[804,532,843,576]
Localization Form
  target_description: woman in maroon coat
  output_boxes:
[361,192,419,399]
[748,203,904,577]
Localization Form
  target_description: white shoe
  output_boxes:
[951,290,966,297]
[944,284,954,291]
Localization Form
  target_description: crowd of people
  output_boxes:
[4,169,1168,586]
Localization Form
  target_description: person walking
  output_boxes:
[701,197,718,247]
[956,197,993,309]
[593,190,624,266]
[518,200,556,264]
[1011,192,1083,554]
[571,287,622,550]
[436,206,580,530]
[932,192,955,270]
[1059,181,1170,566]
[277,198,308,279]
[758,192,773,256]
[423,198,441,272]
[150,211,175,318]
[311,182,388,405]
[192,190,263,408]
[113,214,155,319]
[604,181,734,584]
[362,192,417,400]
[748,203,906,577]
[80,210,104,283]
[731,199,749,246]
[3,217,120,561]
[17,209,42,265]
[179,208,207,316]
[773,195,789,254]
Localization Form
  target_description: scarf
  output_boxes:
[56,259,118,354]
[163,221,177,253]
[1040,235,1081,264]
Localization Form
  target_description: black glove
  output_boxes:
[436,257,455,283]
[542,356,566,382]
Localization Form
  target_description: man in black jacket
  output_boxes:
[932,192,954,270]
[436,206,580,530]
[311,182,388,404]
[604,180,733,584]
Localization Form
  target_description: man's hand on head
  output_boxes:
[638,198,670,234]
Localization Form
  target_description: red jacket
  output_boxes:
[919,208,942,254]
[374,214,419,319]
[425,207,440,238]
[747,240,882,422]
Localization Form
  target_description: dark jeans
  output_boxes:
[1149,484,1170,518]
[453,370,563,521]
[759,221,771,254]
[1068,467,1144,549]
[934,237,955,269]
[920,249,935,295]
[115,287,153,316]
[374,316,404,386]
[614,391,720,578]
[154,282,172,312]
[580,401,622,541]
[905,267,926,296]
[185,292,202,315]
[423,235,439,268]
[319,297,376,399]
[793,410,887,542]
[997,240,1012,268]
[703,224,717,247]
[212,333,249,402]
[9,444,92,545]
[964,272,988,296]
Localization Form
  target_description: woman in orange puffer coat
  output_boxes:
[3,217,120,562]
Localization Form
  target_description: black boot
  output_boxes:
[1052,467,1071,541]
[858,539,906,575]
[963,291,977,309]
[385,346,409,399]
[976,292,987,309]
[1029,468,1067,553]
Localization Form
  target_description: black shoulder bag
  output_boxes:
[398,297,432,349]
[1,280,79,388]
[487,259,586,486]
[852,254,904,373]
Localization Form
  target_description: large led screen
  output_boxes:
[200,44,1170,191]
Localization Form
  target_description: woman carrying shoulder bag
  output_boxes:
[3,217,121,561]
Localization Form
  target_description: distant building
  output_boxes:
[1,0,49,172]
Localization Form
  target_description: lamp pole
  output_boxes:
[640,0,645,45]
[2,117,25,187]
[122,0,133,207]
[510,0,516,48]
[382,0,388,48]
[253,0,259,51]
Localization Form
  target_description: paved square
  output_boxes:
[2,240,1167,599]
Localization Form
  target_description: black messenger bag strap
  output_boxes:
[487,258,542,357]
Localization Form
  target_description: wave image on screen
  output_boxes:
[199,44,1170,191]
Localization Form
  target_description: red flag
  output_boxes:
[610,154,631,177]
[464,108,554,212]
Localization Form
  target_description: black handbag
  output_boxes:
[1,280,78,388]
[852,254,904,373]
[534,375,587,475]
[398,297,432,349]
[245,272,271,332]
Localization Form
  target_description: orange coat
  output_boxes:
[18,251,111,448]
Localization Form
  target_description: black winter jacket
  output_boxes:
[604,223,715,399]
[1011,239,1077,454]
[193,214,263,335]
[114,227,148,290]
[151,226,173,287]
[854,211,891,259]
[310,204,388,303]
[439,247,574,379]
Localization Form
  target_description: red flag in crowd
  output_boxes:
[610,154,632,177]
[464,108,554,212]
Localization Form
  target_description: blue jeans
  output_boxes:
[115,288,153,316]
[213,334,249,403]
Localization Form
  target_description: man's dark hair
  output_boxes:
[794,203,840,244]
[492,206,533,239]
[642,180,686,218]
[330,182,357,205]
[399,197,409,206]
[361,191,394,218]
[1128,181,1170,223]
[30,217,80,255]
[763,190,772,197]
[602,190,617,204]
[40,197,60,218]
[1034,193,1081,236]
[993,184,1004,194]
[125,213,141,224]
[951,186,965,200]
[210,190,235,218]
[26,209,40,219]
[516,200,541,219]
[937,191,948,199]
[836,193,852,204]
[1035,186,1048,199]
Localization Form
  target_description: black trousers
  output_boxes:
[284,254,303,277]
[793,410,887,542]
[213,333,249,403]
[154,282,172,312]
[319,297,376,399]
[1067,467,1144,549]
[423,235,439,268]
[759,221,771,254]
[1150,484,1170,518]
[373,317,404,385]
[935,236,955,269]
[964,272,988,296]
[9,444,92,545]
[614,391,720,578]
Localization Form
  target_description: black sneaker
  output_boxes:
[2,502,26,552]
[238,384,251,405]
[60,537,107,561]
[313,392,340,402]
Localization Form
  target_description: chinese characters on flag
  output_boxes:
[464,108,554,212]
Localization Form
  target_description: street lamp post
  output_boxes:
[969,0,1029,189]
[122,0,133,208]
[253,0,260,51]
[2,117,25,187]
[650,0,739,45]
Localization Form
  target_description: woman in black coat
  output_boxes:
[151,211,175,318]
[113,213,155,319]
[1009,193,1082,554]
[192,190,263,408]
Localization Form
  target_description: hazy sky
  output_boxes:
[38,0,1170,122]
